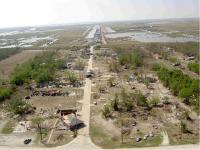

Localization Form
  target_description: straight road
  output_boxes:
[61,46,100,149]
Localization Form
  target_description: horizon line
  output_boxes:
[0,17,199,30]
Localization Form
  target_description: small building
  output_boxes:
[62,114,84,130]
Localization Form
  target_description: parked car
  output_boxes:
[24,139,32,145]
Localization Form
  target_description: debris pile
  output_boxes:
[31,89,69,96]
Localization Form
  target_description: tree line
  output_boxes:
[0,47,21,61]
[10,52,64,85]
[154,65,199,113]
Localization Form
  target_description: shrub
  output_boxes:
[109,61,120,73]
[102,105,112,118]
[180,121,188,133]
[149,96,160,107]
[110,94,119,111]
[119,90,135,111]
[6,99,32,115]
[0,87,12,102]
[65,71,78,86]
[119,52,143,67]
[188,62,199,74]
[134,91,149,107]
[169,56,178,63]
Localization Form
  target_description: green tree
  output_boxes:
[65,71,78,86]
[118,89,133,111]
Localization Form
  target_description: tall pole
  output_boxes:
[38,123,42,141]
[120,112,123,144]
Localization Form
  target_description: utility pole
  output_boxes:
[120,112,123,144]
[74,111,77,137]
[74,100,77,138]
[121,119,123,144]
[38,123,42,140]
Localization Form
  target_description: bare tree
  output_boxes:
[32,117,45,141]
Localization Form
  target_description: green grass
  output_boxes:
[188,62,199,74]
[1,120,15,134]
[168,56,178,63]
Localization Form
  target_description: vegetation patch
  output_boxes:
[119,52,143,68]
[0,87,13,102]
[154,65,199,113]
[187,62,199,74]
[146,42,199,58]
[1,120,15,134]
[10,52,64,85]
[0,47,21,61]
[6,98,34,115]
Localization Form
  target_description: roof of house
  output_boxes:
[62,114,83,127]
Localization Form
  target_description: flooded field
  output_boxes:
[0,35,58,48]
[0,27,66,48]
[105,30,199,42]
[0,28,63,36]
[105,27,116,33]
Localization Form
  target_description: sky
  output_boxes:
[0,0,199,28]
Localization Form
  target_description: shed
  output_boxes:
[62,114,84,130]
